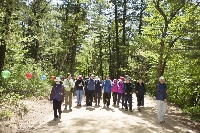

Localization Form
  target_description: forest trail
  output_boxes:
[30,95,196,133]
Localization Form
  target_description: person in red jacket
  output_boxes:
[50,77,64,121]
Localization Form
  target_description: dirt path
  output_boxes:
[30,96,197,133]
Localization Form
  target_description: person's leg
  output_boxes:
[142,96,144,106]
[103,93,106,106]
[76,90,79,105]
[117,93,121,106]
[53,99,58,119]
[90,90,94,106]
[69,92,72,110]
[124,95,128,110]
[94,92,97,105]
[64,90,68,109]
[107,93,111,107]
[156,100,163,123]
[97,92,101,105]
[114,92,117,105]
[86,90,89,106]
[162,102,167,122]
[122,93,125,108]
[129,95,133,111]
[58,101,62,118]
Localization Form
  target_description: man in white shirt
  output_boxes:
[63,73,74,110]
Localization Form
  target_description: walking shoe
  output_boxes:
[64,107,67,110]
[86,106,89,109]
[160,121,162,124]
[69,108,72,111]
[125,109,128,111]
[107,106,109,108]
[59,114,61,119]
[130,110,133,112]
[138,108,141,112]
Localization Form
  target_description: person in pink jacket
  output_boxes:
[117,77,125,109]
[111,79,118,106]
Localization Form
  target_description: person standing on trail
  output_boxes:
[75,75,84,106]
[156,76,167,124]
[84,76,89,104]
[111,79,118,106]
[94,76,102,106]
[103,75,112,108]
[63,73,74,110]
[50,77,64,121]
[117,77,125,109]
[86,73,95,108]
[124,77,134,112]
[135,79,146,112]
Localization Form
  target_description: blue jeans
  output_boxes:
[124,95,132,110]
[117,93,124,107]
[76,90,83,104]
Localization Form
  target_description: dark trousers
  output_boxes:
[124,95,132,110]
[137,96,144,106]
[94,92,101,104]
[103,92,111,106]
[112,92,118,105]
[142,97,144,106]
[53,99,62,118]
[117,93,124,107]
[86,90,94,106]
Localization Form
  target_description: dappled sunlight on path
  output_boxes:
[31,96,195,133]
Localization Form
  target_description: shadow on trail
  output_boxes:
[47,118,62,126]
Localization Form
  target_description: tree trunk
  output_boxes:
[138,0,144,35]
[99,33,103,78]
[122,0,127,70]
[0,0,12,72]
[114,0,120,78]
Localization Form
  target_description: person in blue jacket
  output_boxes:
[156,76,167,124]
[86,73,95,108]
[103,75,112,108]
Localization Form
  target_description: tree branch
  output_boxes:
[153,0,168,22]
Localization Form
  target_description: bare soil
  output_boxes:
[0,95,199,133]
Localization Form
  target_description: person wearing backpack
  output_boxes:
[86,73,95,108]
[63,73,74,111]
[156,76,167,124]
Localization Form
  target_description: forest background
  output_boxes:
[0,0,200,121]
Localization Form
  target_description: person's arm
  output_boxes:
[61,85,64,102]
[63,79,67,88]
[164,84,167,102]
[50,85,55,101]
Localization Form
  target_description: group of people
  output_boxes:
[50,73,167,124]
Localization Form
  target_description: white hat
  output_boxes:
[159,76,164,80]
[54,77,62,82]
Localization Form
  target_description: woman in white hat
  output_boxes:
[50,77,64,121]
